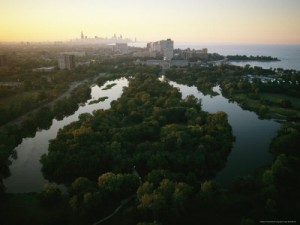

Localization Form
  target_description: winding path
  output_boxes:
[92,167,141,225]
[92,196,134,225]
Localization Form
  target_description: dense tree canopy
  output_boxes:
[41,75,234,186]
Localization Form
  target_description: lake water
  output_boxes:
[200,44,300,71]
[4,76,281,192]
[130,42,300,71]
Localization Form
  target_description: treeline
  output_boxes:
[0,56,158,126]
[165,64,277,94]
[165,66,220,96]
[221,72,300,97]
[0,58,161,195]
[41,75,234,184]
[0,67,93,126]
[0,83,91,194]
[227,55,279,61]
[2,122,299,225]
[2,64,300,224]
[39,75,234,224]
[220,69,300,120]
[188,53,225,62]
[166,64,300,120]
[41,109,300,224]
[260,123,300,219]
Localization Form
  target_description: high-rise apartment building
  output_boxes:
[58,54,75,70]
[160,39,174,60]
[147,39,174,60]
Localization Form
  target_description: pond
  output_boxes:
[4,77,280,192]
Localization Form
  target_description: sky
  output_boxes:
[1,0,300,44]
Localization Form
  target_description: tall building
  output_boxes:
[81,31,84,39]
[160,39,174,60]
[147,39,174,60]
[58,54,75,70]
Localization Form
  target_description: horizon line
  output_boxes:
[1,40,300,46]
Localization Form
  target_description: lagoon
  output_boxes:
[4,77,280,192]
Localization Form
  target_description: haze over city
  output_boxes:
[1,0,300,44]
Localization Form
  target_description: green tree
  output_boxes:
[39,183,62,206]
[98,172,140,200]
[70,177,96,196]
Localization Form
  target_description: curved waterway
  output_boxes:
[4,77,280,192]
[4,78,128,193]
[168,81,280,186]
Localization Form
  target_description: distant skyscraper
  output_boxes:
[58,54,75,70]
[81,31,84,39]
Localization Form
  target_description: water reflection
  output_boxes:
[5,77,280,192]
[169,82,280,186]
[4,78,128,193]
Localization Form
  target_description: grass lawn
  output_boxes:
[232,92,300,120]
[259,93,300,109]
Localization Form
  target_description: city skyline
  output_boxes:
[1,0,300,44]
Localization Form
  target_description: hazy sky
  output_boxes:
[1,0,300,43]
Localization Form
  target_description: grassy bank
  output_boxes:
[230,92,300,120]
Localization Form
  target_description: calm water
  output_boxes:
[5,76,281,192]
[169,82,280,185]
[5,43,298,193]
[4,78,128,193]
[199,44,300,71]
[130,42,300,71]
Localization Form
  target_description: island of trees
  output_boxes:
[227,55,279,62]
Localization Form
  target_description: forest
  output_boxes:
[0,53,161,195]
[37,75,234,224]
[8,72,297,225]
[0,46,299,224]
[166,64,300,120]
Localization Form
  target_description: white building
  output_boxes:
[147,39,174,60]
[160,39,174,60]
[58,54,75,70]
